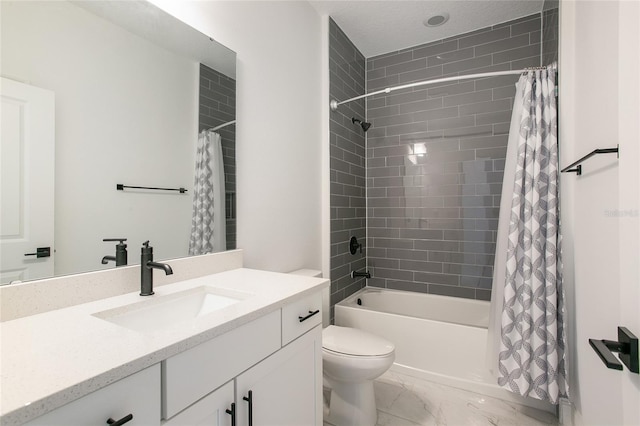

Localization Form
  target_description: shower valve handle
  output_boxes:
[349,236,362,255]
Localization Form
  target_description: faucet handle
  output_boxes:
[141,240,153,256]
[104,238,128,251]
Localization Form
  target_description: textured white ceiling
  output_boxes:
[74,0,236,76]
[309,0,544,58]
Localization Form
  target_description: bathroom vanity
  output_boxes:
[0,252,328,426]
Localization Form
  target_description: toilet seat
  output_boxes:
[322,325,394,357]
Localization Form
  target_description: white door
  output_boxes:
[0,78,55,284]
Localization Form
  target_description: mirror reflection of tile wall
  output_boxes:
[199,64,237,250]
[542,0,559,65]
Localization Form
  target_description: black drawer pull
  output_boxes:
[226,402,236,426]
[298,309,320,323]
[243,390,253,426]
[106,414,133,426]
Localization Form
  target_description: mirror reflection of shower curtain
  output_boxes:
[189,130,226,255]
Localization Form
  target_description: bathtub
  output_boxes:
[335,287,555,414]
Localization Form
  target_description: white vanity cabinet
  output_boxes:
[235,326,322,426]
[163,291,323,426]
[162,310,282,419]
[17,289,323,426]
[1,266,331,426]
[25,364,161,426]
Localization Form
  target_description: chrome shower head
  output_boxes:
[352,117,372,132]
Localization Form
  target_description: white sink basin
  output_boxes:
[93,286,252,333]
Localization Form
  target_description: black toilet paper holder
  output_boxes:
[589,327,638,374]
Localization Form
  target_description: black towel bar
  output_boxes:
[561,146,619,175]
[589,327,638,374]
[117,184,187,193]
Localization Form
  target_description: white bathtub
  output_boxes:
[335,287,555,414]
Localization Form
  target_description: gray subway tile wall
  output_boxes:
[199,64,236,250]
[542,0,559,65]
[365,13,543,301]
[329,18,367,322]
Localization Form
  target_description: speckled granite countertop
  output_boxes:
[0,268,328,426]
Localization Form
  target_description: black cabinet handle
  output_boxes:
[24,247,51,258]
[243,390,253,426]
[106,414,133,426]
[298,309,320,323]
[226,402,236,426]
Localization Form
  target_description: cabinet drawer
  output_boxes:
[163,381,234,426]
[163,310,280,419]
[282,291,322,345]
[26,364,160,426]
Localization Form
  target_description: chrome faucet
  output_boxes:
[140,240,173,296]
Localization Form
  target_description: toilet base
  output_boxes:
[325,378,377,426]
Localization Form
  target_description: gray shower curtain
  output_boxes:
[495,65,568,404]
[189,130,226,255]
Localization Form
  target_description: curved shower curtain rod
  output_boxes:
[206,120,236,132]
[329,66,555,111]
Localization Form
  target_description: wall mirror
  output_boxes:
[0,0,236,284]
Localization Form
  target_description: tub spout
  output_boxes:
[351,270,371,279]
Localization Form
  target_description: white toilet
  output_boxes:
[287,269,395,426]
[322,325,395,426]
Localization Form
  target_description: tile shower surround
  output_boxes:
[329,18,367,321]
[365,13,544,300]
[199,64,237,250]
[328,10,558,315]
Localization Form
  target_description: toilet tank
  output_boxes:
[288,269,329,328]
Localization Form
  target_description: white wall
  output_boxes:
[2,1,197,276]
[150,1,324,273]
[560,1,640,424]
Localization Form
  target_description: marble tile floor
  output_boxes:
[324,370,559,426]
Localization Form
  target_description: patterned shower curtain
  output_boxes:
[496,65,568,404]
[189,130,226,255]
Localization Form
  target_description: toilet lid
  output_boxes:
[322,325,395,356]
